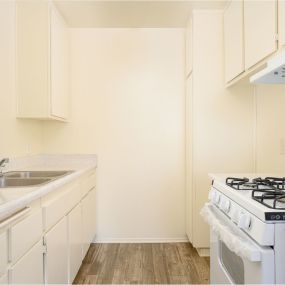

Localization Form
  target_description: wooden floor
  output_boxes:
[74,243,210,284]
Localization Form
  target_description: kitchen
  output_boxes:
[0,0,285,284]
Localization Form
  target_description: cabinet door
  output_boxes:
[68,204,82,284]
[279,0,285,47]
[82,190,96,257]
[45,217,68,284]
[244,0,277,69]
[50,5,69,119]
[0,231,7,277]
[185,17,193,77]
[186,75,193,242]
[10,241,43,284]
[0,273,7,284]
[224,0,244,82]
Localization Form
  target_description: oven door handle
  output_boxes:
[201,203,262,262]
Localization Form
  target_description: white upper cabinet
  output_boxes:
[50,6,69,119]
[224,0,244,83]
[16,1,69,121]
[185,17,193,77]
[244,0,277,69]
[279,0,285,47]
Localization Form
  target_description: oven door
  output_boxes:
[201,204,275,284]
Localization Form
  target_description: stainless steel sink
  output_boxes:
[4,170,72,179]
[0,170,73,188]
[0,178,51,188]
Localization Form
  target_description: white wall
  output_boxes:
[255,85,285,173]
[43,28,186,241]
[190,11,255,248]
[0,1,43,157]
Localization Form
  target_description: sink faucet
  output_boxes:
[0,158,9,175]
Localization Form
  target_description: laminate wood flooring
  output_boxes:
[73,243,210,284]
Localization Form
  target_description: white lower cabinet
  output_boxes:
[0,273,8,284]
[68,204,82,284]
[0,274,7,285]
[0,169,96,284]
[0,231,7,277]
[10,209,43,263]
[45,217,68,284]
[82,189,96,257]
[9,241,44,284]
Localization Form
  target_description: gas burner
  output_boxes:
[265,177,285,190]
[225,176,285,208]
[226,177,249,190]
[252,189,285,209]
[226,177,276,191]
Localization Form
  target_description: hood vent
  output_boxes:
[250,52,285,84]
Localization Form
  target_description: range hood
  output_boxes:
[250,52,285,84]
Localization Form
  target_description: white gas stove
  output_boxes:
[202,174,285,284]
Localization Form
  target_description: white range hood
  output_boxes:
[250,52,285,84]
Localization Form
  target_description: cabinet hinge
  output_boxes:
[275,33,279,41]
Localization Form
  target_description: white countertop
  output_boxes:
[0,154,97,220]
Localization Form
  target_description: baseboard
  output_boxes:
[93,237,189,243]
[196,247,210,257]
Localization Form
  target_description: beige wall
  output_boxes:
[191,11,255,248]
[255,85,285,173]
[0,1,43,157]
[43,28,186,241]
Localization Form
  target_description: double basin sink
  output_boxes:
[0,171,73,188]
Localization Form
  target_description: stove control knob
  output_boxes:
[209,190,218,203]
[238,214,251,230]
[221,199,231,213]
[208,189,215,201]
[214,193,220,205]
[231,209,239,224]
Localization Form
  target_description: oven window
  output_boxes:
[220,241,245,284]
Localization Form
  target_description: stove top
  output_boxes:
[226,176,285,209]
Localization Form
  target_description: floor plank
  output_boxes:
[73,243,210,284]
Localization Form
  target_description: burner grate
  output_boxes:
[226,176,285,209]
[226,177,276,191]
[265,177,285,190]
[252,189,285,209]
[226,177,250,190]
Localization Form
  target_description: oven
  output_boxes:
[201,203,275,284]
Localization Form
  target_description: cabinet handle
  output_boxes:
[0,207,31,229]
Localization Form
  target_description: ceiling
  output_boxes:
[54,1,226,28]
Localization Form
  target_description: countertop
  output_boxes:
[0,154,97,220]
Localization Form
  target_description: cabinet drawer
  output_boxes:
[81,170,96,197]
[10,240,43,284]
[43,183,81,230]
[0,231,7,277]
[10,209,42,263]
[0,273,8,284]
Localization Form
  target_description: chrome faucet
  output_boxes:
[0,158,9,175]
